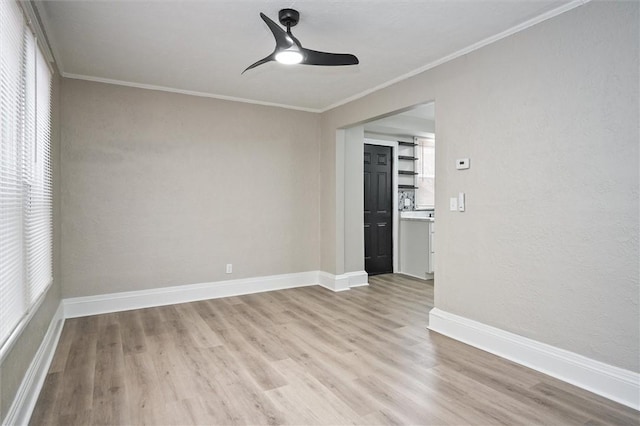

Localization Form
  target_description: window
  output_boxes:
[415,136,435,209]
[0,0,53,350]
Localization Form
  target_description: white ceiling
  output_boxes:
[364,103,435,138]
[36,0,577,112]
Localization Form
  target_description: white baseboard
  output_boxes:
[318,270,369,292]
[398,272,433,281]
[318,271,350,292]
[64,271,322,318]
[64,270,370,318]
[346,270,370,288]
[428,308,640,410]
[3,302,65,426]
[338,271,369,288]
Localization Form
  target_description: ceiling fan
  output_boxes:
[242,8,359,74]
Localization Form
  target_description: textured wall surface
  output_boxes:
[344,126,365,273]
[0,74,63,422]
[320,1,639,371]
[60,79,321,298]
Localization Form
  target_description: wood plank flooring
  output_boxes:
[31,274,639,425]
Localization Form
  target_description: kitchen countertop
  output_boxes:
[400,211,435,221]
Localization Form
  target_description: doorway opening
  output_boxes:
[360,102,436,280]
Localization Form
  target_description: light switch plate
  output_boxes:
[458,192,465,212]
[449,197,458,211]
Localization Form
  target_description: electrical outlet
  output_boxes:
[456,158,470,170]
[226,264,232,274]
[449,197,458,211]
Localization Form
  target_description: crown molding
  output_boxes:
[319,0,592,112]
[61,72,322,113]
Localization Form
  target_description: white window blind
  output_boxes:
[25,34,53,302]
[0,0,27,350]
[0,0,53,350]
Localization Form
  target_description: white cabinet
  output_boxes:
[399,218,434,280]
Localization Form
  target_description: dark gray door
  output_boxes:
[364,144,393,275]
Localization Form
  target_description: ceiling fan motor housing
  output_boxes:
[279,9,299,28]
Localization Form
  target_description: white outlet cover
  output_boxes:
[456,158,470,170]
[449,197,458,211]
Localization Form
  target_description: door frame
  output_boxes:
[364,138,398,273]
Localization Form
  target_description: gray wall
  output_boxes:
[60,79,321,298]
[320,1,639,372]
[343,126,365,273]
[0,74,63,422]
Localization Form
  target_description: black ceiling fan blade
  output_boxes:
[259,12,294,49]
[241,53,275,74]
[300,48,359,66]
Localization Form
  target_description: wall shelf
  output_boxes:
[398,139,419,204]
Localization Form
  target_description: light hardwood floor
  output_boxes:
[31,274,638,425]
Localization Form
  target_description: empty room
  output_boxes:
[1,0,638,425]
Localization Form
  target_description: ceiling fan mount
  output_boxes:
[242,8,359,74]
[278,8,299,29]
